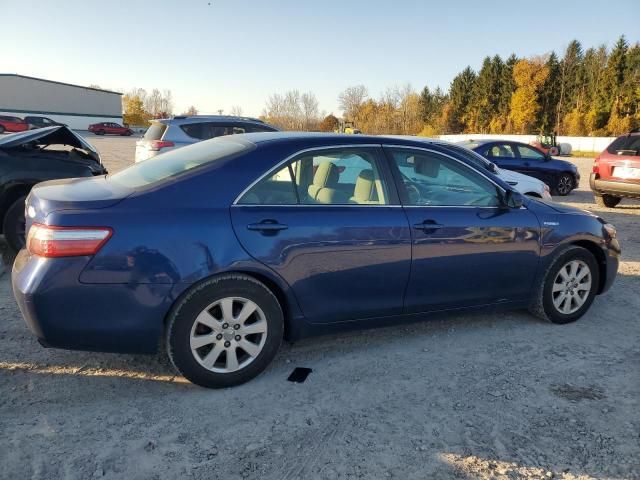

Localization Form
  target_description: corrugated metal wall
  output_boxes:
[0,75,122,130]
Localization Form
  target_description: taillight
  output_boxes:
[26,224,112,258]
[149,140,175,151]
[592,157,600,174]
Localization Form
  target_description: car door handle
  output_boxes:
[413,220,444,232]
[247,220,288,233]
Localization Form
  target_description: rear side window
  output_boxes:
[607,135,640,156]
[180,123,231,140]
[244,124,277,133]
[109,137,251,188]
[144,123,167,140]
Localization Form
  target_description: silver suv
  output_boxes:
[135,115,279,162]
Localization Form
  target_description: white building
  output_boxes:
[0,74,123,130]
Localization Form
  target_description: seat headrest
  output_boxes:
[313,161,340,187]
[353,169,376,202]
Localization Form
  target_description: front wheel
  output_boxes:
[3,196,27,252]
[529,246,599,324]
[167,274,284,388]
[555,174,574,196]
[595,194,621,208]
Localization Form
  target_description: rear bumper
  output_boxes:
[590,173,640,198]
[12,250,179,354]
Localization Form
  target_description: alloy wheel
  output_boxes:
[189,297,268,373]
[551,260,592,314]
[557,175,573,195]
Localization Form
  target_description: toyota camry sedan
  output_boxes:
[13,133,620,388]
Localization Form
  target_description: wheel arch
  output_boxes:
[162,268,303,343]
[571,240,607,294]
[0,183,33,233]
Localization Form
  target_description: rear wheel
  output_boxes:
[529,246,599,324]
[3,196,27,252]
[595,194,621,208]
[97,130,105,135]
[166,274,284,388]
[555,174,574,196]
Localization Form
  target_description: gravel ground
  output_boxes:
[0,138,639,480]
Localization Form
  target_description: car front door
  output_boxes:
[384,146,540,313]
[514,144,554,185]
[230,145,412,324]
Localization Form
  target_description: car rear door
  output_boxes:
[230,145,412,324]
[384,145,540,313]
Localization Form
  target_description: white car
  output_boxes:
[382,136,551,200]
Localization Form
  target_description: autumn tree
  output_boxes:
[509,58,549,133]
[319,114,339,132]
[338,85,368,122]
[182,105,198,116]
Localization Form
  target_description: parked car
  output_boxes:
[0,126,107,251]
[88,122,133,136]
[24,116,67,130]
[0,115,29,134]
[135,115,279,162]
[459,140,580,195]
[387,137,551,200]
[13,133,620,388]
[590,129,640,208]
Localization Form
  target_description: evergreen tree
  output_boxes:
[446,67,476,133]
[537,52,561,133]
[557,40,584,132]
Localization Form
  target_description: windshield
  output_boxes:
[109,137,252,188]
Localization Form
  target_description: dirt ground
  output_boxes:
[0,138,638,480]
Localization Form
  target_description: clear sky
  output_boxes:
[2,0,638,116]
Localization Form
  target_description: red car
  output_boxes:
[0,115,29,134]
[88,122,133,136]
[590,128,640,207]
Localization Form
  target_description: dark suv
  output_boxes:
[135,115,279,162]
[590,129,640,207]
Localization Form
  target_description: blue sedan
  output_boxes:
[13,133,620,387]
[458,140,581,196]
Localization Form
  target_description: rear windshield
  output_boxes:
[108,137,252,188]
[143,122,168,141]
[607,135,640,156]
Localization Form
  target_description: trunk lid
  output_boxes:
[26,176,133,226]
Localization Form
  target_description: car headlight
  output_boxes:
[603,223,617,239]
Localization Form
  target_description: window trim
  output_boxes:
[232,144,400,207]
[382,145,508,209]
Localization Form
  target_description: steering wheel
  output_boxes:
[405,183,422,204]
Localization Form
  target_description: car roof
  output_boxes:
[223,132,453,146]
[157,115,269,126]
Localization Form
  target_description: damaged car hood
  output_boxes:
[0,126,101,162]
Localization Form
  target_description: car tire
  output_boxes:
[595,194,621,208]
[97,130,105,135]
[166,274,284,388]
[555,173,574,196]
[529,246,599,324]
[0,125,5,134]
[3,196,27,252]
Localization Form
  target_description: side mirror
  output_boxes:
[503,189,524,208]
